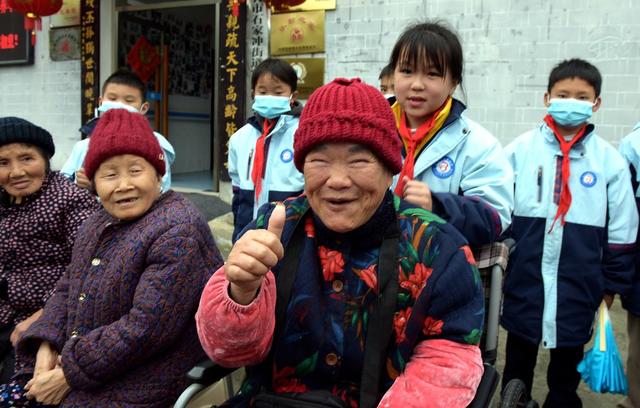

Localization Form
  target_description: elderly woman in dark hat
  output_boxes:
[1,109,224,407]
[0,117,99,381]
[196,78,485,408]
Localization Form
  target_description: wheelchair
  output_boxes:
[175,240,514,408]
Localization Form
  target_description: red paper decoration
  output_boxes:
[127,36,160,84]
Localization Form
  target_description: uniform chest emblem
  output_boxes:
[280,149,294,163]
[580,171,597,187]
[432,156,455,178]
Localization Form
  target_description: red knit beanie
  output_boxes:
[84,109,165,180]
[294,77,401,174]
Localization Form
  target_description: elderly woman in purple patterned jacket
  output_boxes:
[3,109,223,408]
[0,117,99,383]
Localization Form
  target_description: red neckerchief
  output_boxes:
[251,119,275,200]
[544,114,588,232]
[393,100,448,196]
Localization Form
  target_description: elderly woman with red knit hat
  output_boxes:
[0,117,99,383]
[1,109,223,407]
[196,78,484,408]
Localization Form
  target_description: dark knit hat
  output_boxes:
[0,117,55,158]
[84,109,165,180]
[294,77,401,174]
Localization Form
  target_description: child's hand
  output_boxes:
[401,176,433,211]
[75,168,92,190]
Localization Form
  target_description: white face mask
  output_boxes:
[383,94,395,100]
[96,101,142,117]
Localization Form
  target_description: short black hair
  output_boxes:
[547,59,602,97]
[102,69,147,101]
[389,21,463,86]
[251,58,298,92]
[379,64,394,80]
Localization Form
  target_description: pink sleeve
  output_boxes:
[195,267,276,367]
[378,339,484,408]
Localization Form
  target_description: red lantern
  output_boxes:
[7,0,63,45]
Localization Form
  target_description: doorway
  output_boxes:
[115,0,219,191]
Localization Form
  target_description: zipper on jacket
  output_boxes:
[537,166,543,202]
[246,148,254,180]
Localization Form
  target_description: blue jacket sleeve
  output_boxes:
[602,147,638,295]
[431,138,514,246]
[431,192,507,247]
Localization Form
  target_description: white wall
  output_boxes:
[323,0,640,145]
[0,18,81,170]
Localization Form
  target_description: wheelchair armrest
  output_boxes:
[467,363,500,408]
[187,358,235,385]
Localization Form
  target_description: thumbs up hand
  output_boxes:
[226,204,286,305]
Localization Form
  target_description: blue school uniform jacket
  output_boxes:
[502,122,638,348]
[619,122,640,316]
[390,99,514,246]
[228,104,304,241]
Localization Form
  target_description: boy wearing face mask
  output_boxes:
[501,59,638,407]
[60,69,175,192]
[228,58,303,242]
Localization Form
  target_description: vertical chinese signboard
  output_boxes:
[0,0,33,66]
[217,0,247,182]
[248,0,267,73]
[80,0,99,128]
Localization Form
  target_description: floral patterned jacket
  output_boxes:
[197,192,485,407]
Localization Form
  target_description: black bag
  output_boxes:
[253,214,400,408]
[253,390,347,408]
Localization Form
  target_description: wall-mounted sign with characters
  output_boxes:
[283,57,324,99]
[50,0,80,28]
[218,0,247,182]
[80,0,100,126]
[0,0,34,66]
[285,0,335,12]
[270,10,324,56]
[50,26,80,61]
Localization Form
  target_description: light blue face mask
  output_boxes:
[96,101,142,116]
[547,98,594,127]
[252,95,292,119]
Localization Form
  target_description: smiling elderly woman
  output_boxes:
[0,118,99,382]
[196,78,485,408]
[5,109,223,408]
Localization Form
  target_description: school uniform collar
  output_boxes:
[540,121,595,159]
[248,101,303,133]
[390,98,469,177]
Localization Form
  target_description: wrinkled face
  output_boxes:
[380,75,395,95]
[99,83,149,114]
[304,143,392,233]
[94,154,161,221]
[0,143,47,202]
[394,59,457,129]
[544,77,600,111]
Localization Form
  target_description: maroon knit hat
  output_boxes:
[84,109,165,180]
[294,77,401,174]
